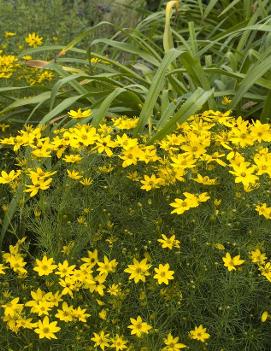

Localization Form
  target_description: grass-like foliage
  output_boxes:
[0,112,271,350]
[2,0,271,129]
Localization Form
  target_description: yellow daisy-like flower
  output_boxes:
[162,333,187,350]
[154,263,174,285]
[111,334,128,350]
[124,258,151,283]
[25,33,43,48]
[261,311,269,322]
[157,234,180,250]
[189,324,210,342]
[222,252,245,272]
[33,256,57,276]
[34,316,60,339]
[68,108,92,119]
[128,316,152,337]
[91,330,110,350]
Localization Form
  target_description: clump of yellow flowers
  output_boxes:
[0,111,271,350]
[0,237,208,349]
[0,31,54,84]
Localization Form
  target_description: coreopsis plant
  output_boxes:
[0,111,271,350]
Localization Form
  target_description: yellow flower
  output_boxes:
[25,33,43,48]
[170,192,199,215]
[111,334,128,350]
[95,135,116,157]
[2,298,23,318]
[61,241,74,255]
[222,96,232,105]
[249,249,267,265]
[255,203,271,220]
[162,333,187,350]
[0,170,21,184]
[81,249,99,267]
[68,108,92,119]
[97,256,118,276]
[119,146,141,167]
[55,260,75,278]
[128,316,152,337]
[113,116,139,130]
[154,263,174,285]
[67,169,82,180]
[25,288,54,316]
[259,262,271,282]
[189,324,210,342]
[222,253,245,271]
[34,316,60,339]
[107,283,121,296]
[213,243,225,251]
[140,174,162,191]
[24,178,53,197]
[261,311,269,322]
[229,164,258,192]
[59,276,77,297]
[0,263,7,275]
[91,330,110,350]
[157,234,180,250]
[4,32,16,38]
[193,174,217,185]
[80,177,93,186]
[63,154,82,163]
[90,57,101,64]
[72,306,90,322]
[124,258,151,283]
[55,302,74,322]
[99,309,107,320]
[23,55,32,61]
[33,256,57,276]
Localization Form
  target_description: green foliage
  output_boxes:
[0,112,271,350]
[0,0,142,45]
[2,0,271,135]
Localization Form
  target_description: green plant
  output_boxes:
[2,1,271,134]
[0,112,271,350]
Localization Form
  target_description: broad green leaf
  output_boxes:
[203,0,218,19]
[0,92,51,117]
[230,55,271,108]
[219,0,241,17]
[260,90,271,122]
[0,86,30,93]
[57,21,113,57]
[92,88,126,127]
[150,88,213,142]
[40,95,85,124]
[0,184,23,249]
[133,48,184,135]
[49,74,86,110]
[19,45,85,57]
[91,39,161,66]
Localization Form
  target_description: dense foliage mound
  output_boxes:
[0,112,270,350]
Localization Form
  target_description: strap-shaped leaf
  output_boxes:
[150,88,213,143]
[230,55,271,108]
[133,48,184,135]
[92,88,126,127]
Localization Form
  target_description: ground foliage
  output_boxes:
[0,112,270,350]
